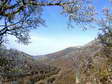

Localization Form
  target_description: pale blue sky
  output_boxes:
[7,0,110,55]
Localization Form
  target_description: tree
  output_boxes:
[71,4,112,83]
[98,8,112,47]
[97,7,112,84]
[98,6,112,69]
[0,0,95,45]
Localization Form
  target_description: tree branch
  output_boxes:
[29,1,75,6]
[0,1,75,17]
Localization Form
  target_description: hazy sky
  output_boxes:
[6,0,110,55]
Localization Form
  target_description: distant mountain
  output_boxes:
[37,40,102,84]
[0,39,104,84]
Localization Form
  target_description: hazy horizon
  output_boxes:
[7,28,98,55]
[6,39,95,56]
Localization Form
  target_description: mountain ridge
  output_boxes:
[35,39,103,84]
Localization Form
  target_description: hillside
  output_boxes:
[1,39,111,84]
[0,48,60,84]
[35,40,105,84]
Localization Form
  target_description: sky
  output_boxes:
[6,0,110,55]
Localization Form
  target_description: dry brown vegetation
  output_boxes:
[0,47,60,84]
[0,39,112,84]
[38,40,112,84]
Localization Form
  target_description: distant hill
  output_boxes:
[35,40,103,84]
[0,48,60,84]
[1,39,109,84]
